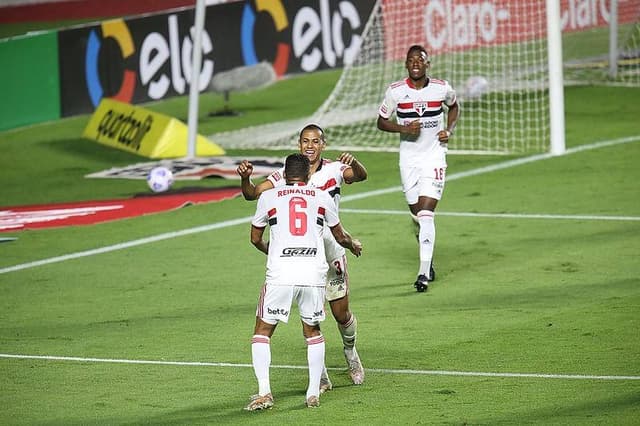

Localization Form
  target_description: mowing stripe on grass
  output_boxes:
[1,135,638,276]
[0,217,252,274]
[1,353,638,381]
[341,209,640,221]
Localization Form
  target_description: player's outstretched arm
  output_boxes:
[330,223,362,257]
[237,160,274,200]
[250,225,269,254]
[338,152,368,183]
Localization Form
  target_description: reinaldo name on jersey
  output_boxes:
[277,188,316,197]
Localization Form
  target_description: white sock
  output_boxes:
[251,335,271,396]
[306,334,325,399]
[338,313,357,350]
[417,210,435,277]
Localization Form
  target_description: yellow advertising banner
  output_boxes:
[82,99,225,158]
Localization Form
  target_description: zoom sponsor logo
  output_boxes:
[281,247,318,257]
[95,108,153,151]
[421,120,439,129]
[240,0,365,74]
[85,16,214,107]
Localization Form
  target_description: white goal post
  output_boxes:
[211,0,640,154]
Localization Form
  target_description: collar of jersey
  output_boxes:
[405,77,430,89]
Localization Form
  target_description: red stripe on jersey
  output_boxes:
[317,178,337,191]
[268,208,276,218]
[398,101,442,109]
[390,79,406,89]
[318,207,325,215]
[430,78,445,85]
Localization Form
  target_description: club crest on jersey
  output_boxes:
[414,102,428,116]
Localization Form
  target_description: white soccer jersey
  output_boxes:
[378,77,457,168]
[267,159,350,210]
[252,183,340,287]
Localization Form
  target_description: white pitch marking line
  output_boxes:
[1,135,638,275]
[0,217,252,274]
[1,353,638,381]
[341,209,640,221]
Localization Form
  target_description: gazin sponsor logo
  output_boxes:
[281,247,318,257]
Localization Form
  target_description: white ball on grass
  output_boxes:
[147,166,174,193]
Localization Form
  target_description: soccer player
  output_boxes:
[237,124,368,388]
[245,153,362,410]
[376,44,460,293]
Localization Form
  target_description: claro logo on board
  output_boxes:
[85,17,214,107]
[95,108,153,151]
[424,1,510,50]
[423,0,621,51]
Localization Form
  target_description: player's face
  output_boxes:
[406,50,429,81]
[298,128,325,164]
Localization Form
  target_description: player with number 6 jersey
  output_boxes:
[253,183,338,288]
[246,153,362,410]
[237,124,368,388]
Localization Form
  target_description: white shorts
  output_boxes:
[323,231,349,301]
[256,283,326,326]
[400,164,447,205]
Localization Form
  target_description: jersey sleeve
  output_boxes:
[444,80,457,106]
[252,193,269,228]
[266,167,285,187]
[320,191,340,228]
[378,85,395,119]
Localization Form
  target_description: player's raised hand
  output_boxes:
[337,152,356,165]
[350,239,363,257]
[236,160,254,178]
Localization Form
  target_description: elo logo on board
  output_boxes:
[84,17,214,107]
[240,0,364,75]
[85,20,136,107]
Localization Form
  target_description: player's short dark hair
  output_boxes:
[407,44,429,59]
[298,123,326,143]
[284,153,310,182]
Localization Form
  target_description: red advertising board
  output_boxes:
[381,0,640,60]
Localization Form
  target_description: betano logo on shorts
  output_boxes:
[240,0,365,75]
[85,17,214,107]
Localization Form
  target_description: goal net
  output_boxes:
[563,0,640,87]
[212,0,640,154]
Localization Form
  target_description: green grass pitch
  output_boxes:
[1,71,639,424]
